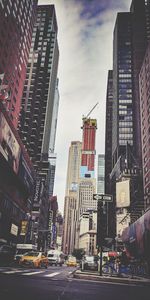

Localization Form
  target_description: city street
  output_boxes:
[0,265,150,300]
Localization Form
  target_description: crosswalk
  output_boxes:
[0,268,62,278]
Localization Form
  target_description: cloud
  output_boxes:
[38,0,131,213]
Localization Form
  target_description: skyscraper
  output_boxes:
[139,43,150,210]
[105,70,113,196]
[106,2,150,240]
[80,118,97,178]
[130,0,150,165]
[63,141,82,254]
[19,4,59,249]
[0,0,37,128]
[65,141,82,196]
[112,12,133,168]
[20,5,59,173]
[0,0,37,244]
[105,71,116,240]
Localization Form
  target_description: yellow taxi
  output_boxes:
[66,256,77,267]
[19,251,49,268]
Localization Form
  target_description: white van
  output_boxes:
[47,249,64,266]
[14,244,37,263]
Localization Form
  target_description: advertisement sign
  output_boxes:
[32,177,43,204]
[20,221,28,236]
[116,180,130,208]
[52,224,57,241]
[0,112,21,174]
[10,224,18,236]
[122,209,150,258]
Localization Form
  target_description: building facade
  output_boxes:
[63,193,77,255]
[0,0,37,128]
[110,11,144,234]
[19,4,59,250]
[105,0,150,251]
[20,4,59,170]
[0,102,35,245]
[80,118,97,178]
[105,70,113,196]
[97,154,105,194]
[63,141,82,254]
[79,210,97,256]
[0,0,37,245]
[139,43,150,210]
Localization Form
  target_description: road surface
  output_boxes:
[0,265,149,300]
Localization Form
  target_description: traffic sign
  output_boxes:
[93,194,113,202]
[93,194,103,201]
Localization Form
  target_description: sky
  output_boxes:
[38,0,131,214]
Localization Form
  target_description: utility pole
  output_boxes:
[97,201,104,276]
[94,193,113,276]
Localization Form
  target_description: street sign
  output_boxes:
[93,194,103,201]
[93,194,113,202]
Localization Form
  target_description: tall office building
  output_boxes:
[105,71,116,240]
[75,118,97,249]
[65,141,82,196]
[63,118,97,253]
[139,43,150,210]
[49,78,59,154]
[63,194,77,255]
[63,141,82,254]
[19,5,59,249]
[130,0,150,165]
[106,1,150,241]
[0,0,37,128]
[80,118,97,178]
[105,70,113,195]
[111,12,144,224]
[112,12,133,168]
[0,0,37,244]
[97,154,105,194]
[20,5,59,172]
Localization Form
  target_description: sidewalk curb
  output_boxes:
[73,271,150,286]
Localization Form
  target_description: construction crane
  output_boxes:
[83,102,99,120]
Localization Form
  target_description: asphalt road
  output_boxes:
[0,265,150,300]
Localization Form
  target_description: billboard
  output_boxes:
[10,224,18,236]
[20,221,28,236]
[0,112,21,173]
[122,209,150,258]
[116,180,130,208]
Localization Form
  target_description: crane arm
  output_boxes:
[86,102,98,118]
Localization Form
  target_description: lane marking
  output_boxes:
[44,272,60,277]
[3,270,23,274]
[23,271,45,276]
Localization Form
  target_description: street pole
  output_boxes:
[99,246,103,276]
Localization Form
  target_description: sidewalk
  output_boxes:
[73,269,150,286]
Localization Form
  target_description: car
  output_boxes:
[14,244,37,264]
[66,256,77,267]
[47,250,65,266]
[81,255,99,271]
[0,244,16,266]
[19,251,49,268]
